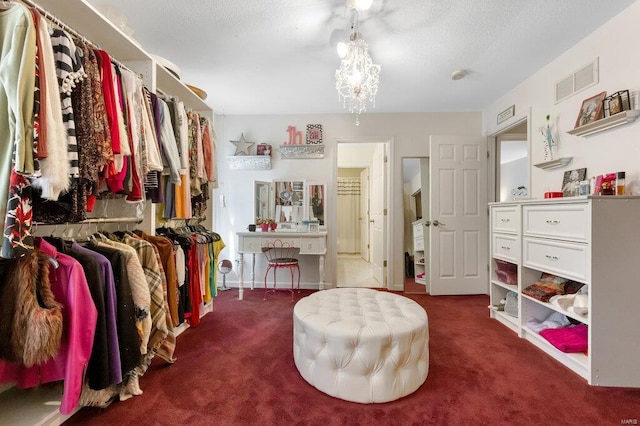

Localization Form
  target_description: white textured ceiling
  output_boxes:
[86,0,636,115]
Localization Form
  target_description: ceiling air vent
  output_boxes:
[555,57,599,104]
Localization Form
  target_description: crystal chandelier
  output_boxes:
[335,8,380,125]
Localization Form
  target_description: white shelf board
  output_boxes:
[567,109,640,137]
[491,279,519,292]
[156,65,211,112]
[521,293,590,326]
[490,309,519,333]
[36,0,151,62]
[227,156,271,170]
[533,157,573,170]
[0,383,77,426]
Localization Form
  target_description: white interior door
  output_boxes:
[429,135,488,295]
[370,145,385,285]
[359,168,370,261]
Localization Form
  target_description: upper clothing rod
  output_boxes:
[20,0,142,80]
[34,217,144,225]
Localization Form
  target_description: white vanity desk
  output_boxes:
[236,231,327,300]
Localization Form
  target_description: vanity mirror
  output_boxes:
[254,180,273,223]
[306,182,325,226]
[274,180,305,224]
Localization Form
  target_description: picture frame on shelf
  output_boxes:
[256,143,272,156]
[308,222,319,233]
[561,167,587,197]
[574,91,606,128]
[603,90,630,117]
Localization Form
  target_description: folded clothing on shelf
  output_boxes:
[539,324,588,353]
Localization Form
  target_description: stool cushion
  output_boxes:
[293,288,429,403]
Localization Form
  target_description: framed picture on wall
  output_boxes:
[574,92,606,128]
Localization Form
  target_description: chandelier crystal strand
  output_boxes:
[335,6,380,125]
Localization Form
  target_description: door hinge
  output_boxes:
[487,150,490,159]
[383,260,387,267]
[384,156,388,163]
[383,208,387,215]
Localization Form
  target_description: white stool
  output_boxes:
[293,288,429,403]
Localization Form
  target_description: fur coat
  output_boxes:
[0,250,63,366]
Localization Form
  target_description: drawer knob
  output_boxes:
[500,218,510,222]
[545,220,560,225]
[501,246,510,250]
[545,255,559,261]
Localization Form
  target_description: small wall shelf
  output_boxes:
[227,156,271,170]
[280,145,324,159]
[533,157,573,170]
[567,109,640,137]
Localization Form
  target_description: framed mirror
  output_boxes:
[306,182,325,226]
[254,180,273,223]
[274,180,304,224]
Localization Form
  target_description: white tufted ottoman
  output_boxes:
[293,288,429,403]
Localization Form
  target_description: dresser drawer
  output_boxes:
[522,237,588,282]
[413,221,424,239]
[492,233,519,262]
[522,204,588,242]
[414,237,424,251]
[300,237,326,254]
[239,236,261,252]
[492,206,518,234]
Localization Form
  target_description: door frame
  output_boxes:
[487,110,531,204]
[335,138,393,289]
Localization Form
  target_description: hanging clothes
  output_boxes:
[0,3,36,228]
[0,239,98,415]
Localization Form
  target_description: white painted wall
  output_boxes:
[484,2,640,197]
[214,112,482,290]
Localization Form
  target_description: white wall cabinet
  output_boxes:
[412,219,426,285]
[489,197,640,387]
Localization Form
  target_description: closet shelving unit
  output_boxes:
[489,197,640,387]
[0,1,215,424]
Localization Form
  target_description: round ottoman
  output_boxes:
[293,288,429,403]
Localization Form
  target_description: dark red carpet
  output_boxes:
[66,288,639,425]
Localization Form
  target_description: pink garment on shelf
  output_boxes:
[539,324,588,353]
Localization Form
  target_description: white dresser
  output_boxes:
[489,196,640,387]
[236,231,327,300]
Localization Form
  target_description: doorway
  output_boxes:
[336,141,389,288]
[402,157,429,294]
[494,121,528,202]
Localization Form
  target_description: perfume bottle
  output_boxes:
[616,172,626,195]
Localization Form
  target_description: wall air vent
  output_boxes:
[555,57,599,104]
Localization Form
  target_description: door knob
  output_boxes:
[369,219,375,223]
[432,220,445,227]
[424,220,431,227]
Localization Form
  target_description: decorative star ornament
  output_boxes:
[230,133,255,156]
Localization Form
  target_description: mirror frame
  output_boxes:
[254,180,273,223]
[306,182,326,226]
